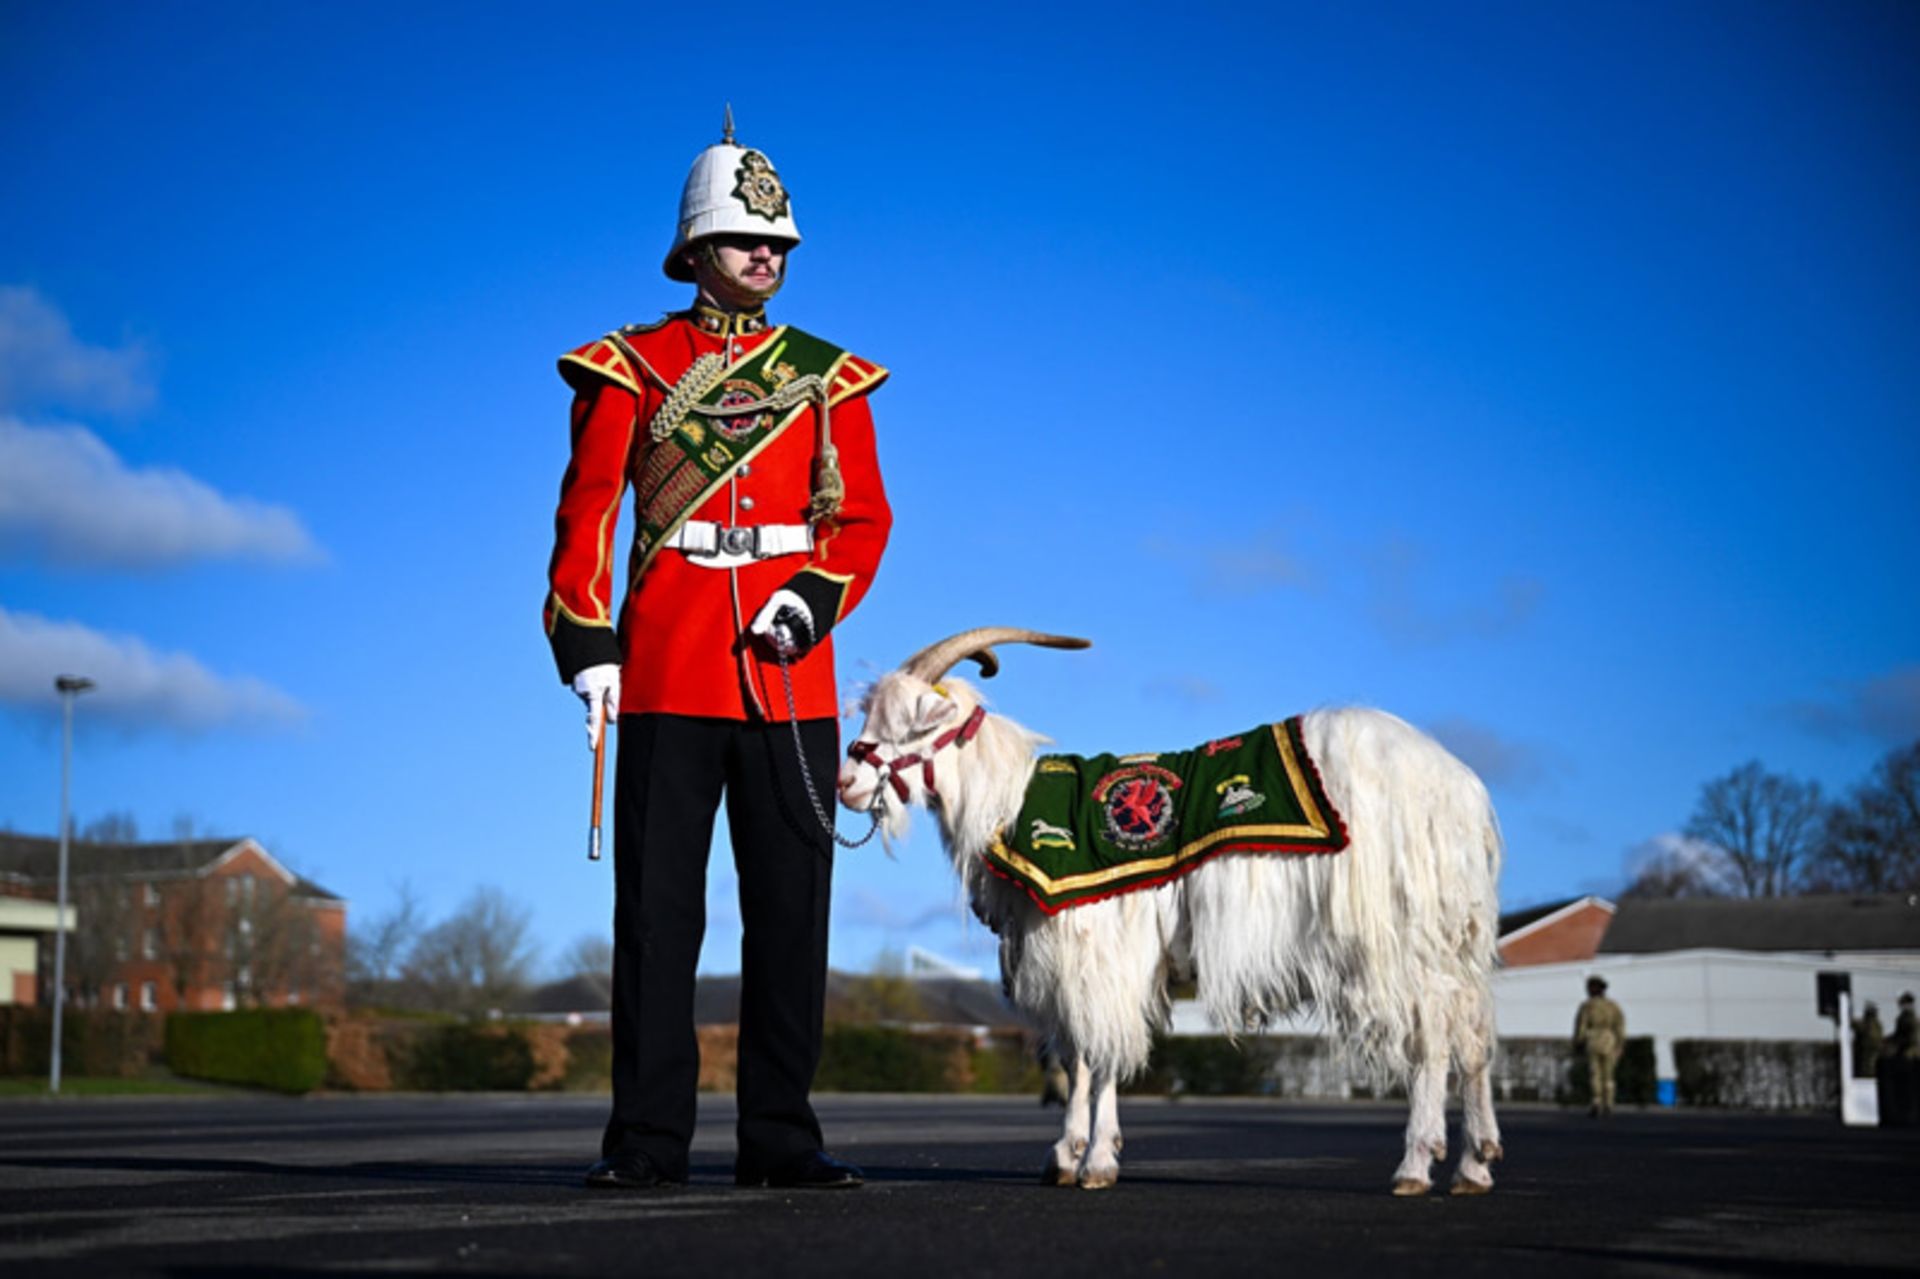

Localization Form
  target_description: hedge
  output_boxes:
[0,1007,165,1078]
[167,1009,328,1094]
[1675,1039,1838,1110]
[395,1024,536,1091]
[814,1025,955,1092]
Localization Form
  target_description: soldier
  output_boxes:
[546,114,891,1190]
[1851,1001,1885,1078]
[1573,975,1625,1117]
[1894,992,1919,1060]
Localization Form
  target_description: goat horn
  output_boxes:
[900,628,1093,684]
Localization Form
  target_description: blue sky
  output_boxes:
[2,1,1915,978]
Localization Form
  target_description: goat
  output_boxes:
[837,627,1505,1195]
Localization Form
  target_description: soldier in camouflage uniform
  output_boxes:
[1574,975,1625,1117]
[1894,992,1919,1060]
[1851,1001,1885,1078]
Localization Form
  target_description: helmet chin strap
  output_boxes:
[695,240,786,309]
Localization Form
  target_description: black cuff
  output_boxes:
[549,612,622,684]
[784,571,849,644]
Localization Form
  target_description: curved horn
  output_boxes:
[900,627,1093,684]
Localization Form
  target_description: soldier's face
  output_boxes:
[694,235,787,305]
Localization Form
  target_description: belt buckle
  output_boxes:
[721,525,758,557]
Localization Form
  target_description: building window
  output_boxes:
[139,982,157,1012]
[112,984,127,1010]
[221,983,237,1011]
[142,927,158,960]
[114,934,128,961]
[143,882,160,908]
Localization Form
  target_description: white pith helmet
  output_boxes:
[662,106,801,282]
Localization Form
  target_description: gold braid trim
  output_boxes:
[642,351,728,443]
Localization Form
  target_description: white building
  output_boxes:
[1171,893,1920,1094]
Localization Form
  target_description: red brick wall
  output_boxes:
[1499,902,1614,967]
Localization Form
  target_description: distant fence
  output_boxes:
[0,1007,1853,1108]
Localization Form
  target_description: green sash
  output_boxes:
[985,718,1349,914]
[617,325,848,578]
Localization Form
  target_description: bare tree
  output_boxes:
[63,877,138,1006]
[161,873,225,1007]
[403,886,537,1015]
[347,881,424,988]
[1621,844,1731,899]
[556,932,613,981]
[1683,762,1824,898]
[81,811,140,844]
[235,877,326,1007]
[1805,741,1920,894]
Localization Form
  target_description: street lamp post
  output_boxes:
[50,674,95,1094]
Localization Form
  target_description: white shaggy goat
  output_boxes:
[837,627,1505,1196]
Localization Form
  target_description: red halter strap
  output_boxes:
[848,705,987,804]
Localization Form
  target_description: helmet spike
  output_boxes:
[722,103,735,144]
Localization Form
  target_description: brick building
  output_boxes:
[1496,895,1617,967]
[0,833,346,1012]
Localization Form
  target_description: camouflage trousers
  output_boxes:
[1588,1049,1620,1112]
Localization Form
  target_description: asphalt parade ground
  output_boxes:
[1,1093,1915,1278]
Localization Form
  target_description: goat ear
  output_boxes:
[910,690,962,737]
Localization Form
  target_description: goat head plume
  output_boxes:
[900,627,1092,684]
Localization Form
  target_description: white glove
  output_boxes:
[571,663,621,750]
[749,589,814,657]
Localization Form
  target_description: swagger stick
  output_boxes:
[588,702,610,861]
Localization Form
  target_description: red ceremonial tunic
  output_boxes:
[544,313,890,723]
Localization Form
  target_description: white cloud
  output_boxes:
[1367,537,1542,647]
[0,286,153,415]
[0,606,305,731]
[0,417,321,568]
[1621,831,1739,896]
[1426,716,1561,793]
[1146,529,1316,598]
[1784,665,1920,746]
[840,888,962,933]
[1144,674,1224,705]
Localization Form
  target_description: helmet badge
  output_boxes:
[733,150,790,223]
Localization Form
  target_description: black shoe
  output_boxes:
[584,1152,684,1190]
[736,1150,864,1189]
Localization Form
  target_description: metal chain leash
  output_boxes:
[776,645,883,849]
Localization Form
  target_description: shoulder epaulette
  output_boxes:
[558,337,643,395]
[617,316,671,337]
[826,351,889,406]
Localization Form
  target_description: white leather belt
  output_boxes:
[664,521,814,569]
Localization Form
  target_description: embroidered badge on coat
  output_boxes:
[1094,764,1182,852]
[1030,819,1076,851]
[713,379,774,440]
[733,150,790,222]
[1215,774,1266,818]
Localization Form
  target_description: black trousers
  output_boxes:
[603,712,838,1177]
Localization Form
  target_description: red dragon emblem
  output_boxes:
[1094,764,1181,852]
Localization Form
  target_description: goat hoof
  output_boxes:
[1479,1140,1504,1164]
[1041,1156,1076,1187]
[1450,1176,1492,1196]
[1391,1178,1431,1197]
[1078,1166,1118,1190]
